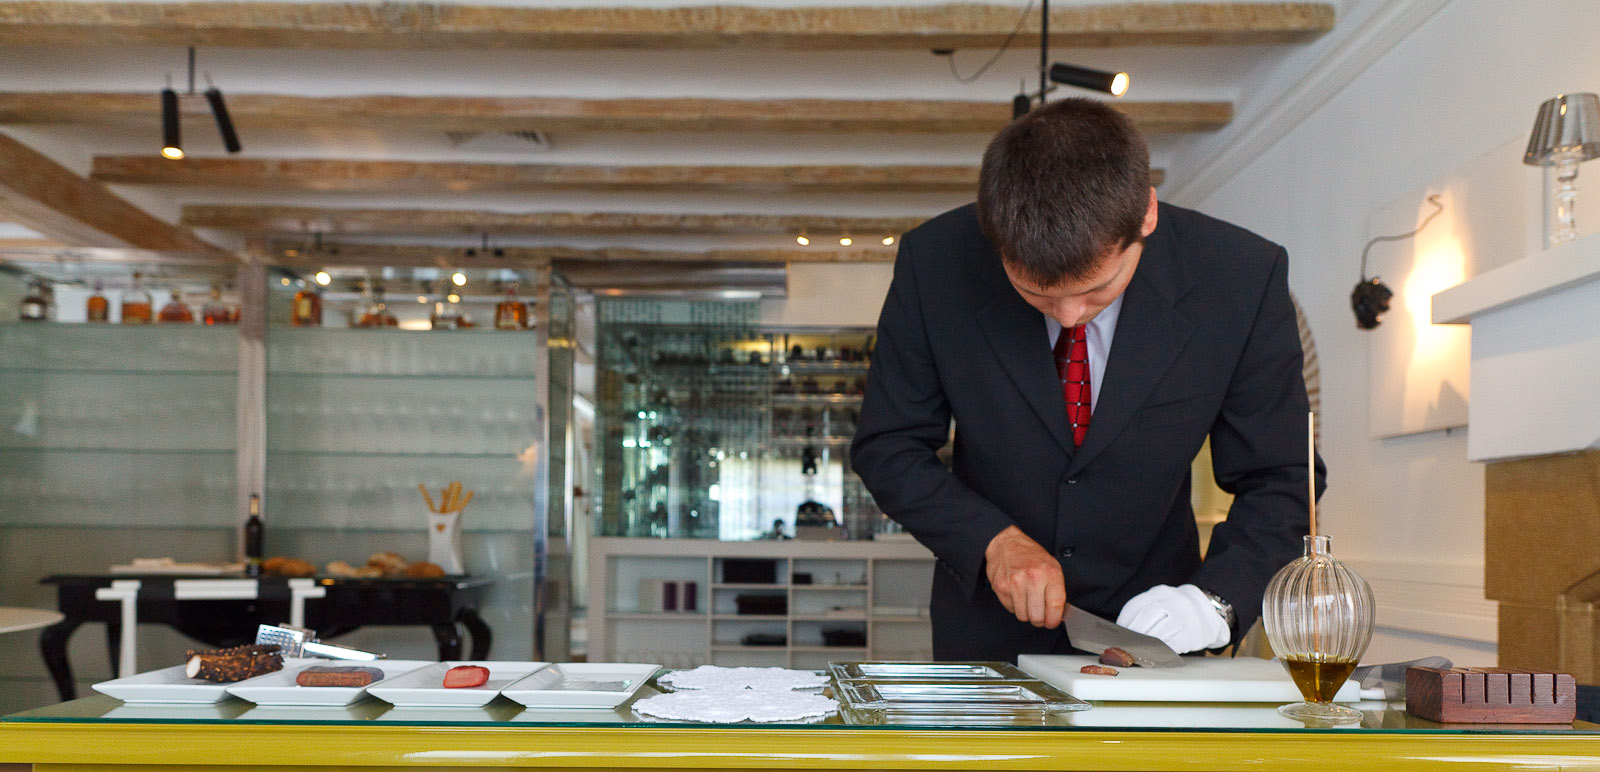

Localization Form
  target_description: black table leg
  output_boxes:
[457,607,492,660]
[39,618,83,702]
[105,620,121,678]
[431,623,462,660]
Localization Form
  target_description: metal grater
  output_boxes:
[255,624,385,661]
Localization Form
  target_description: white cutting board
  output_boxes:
[1018,655,1359,703]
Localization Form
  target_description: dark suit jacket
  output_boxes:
[850,202,1324,662]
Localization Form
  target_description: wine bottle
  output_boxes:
[244,494,265,577]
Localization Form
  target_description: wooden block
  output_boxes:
[1406,666,1577,724]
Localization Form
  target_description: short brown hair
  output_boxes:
[977,98,1151,286]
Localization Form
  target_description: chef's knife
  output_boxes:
[1062,604,1185,668]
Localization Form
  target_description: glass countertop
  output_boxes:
[7,689,1597,735]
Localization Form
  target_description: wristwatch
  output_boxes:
[1199,587,1235,629]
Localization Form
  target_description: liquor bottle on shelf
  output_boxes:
[244,493,264,577]
[430,300,459,330]
[291,283,322,327]
[357,284,398,328]
[157,288,194,323]
[120,273,153,324]
[85,280,109,323]
[19,278,51,321]
[494,284,529,330]
[202,284,238,325]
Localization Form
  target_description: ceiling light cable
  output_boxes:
[942,0,1035,84]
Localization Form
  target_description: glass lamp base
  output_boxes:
[1277,700,1362,724]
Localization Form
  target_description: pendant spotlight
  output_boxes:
[160,86,183,160]
[160,47,242,159]
[1007,0,1129,118]
[205,82,242,154]
[1048,63,1129,98]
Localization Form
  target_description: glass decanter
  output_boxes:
[1261,534,1375,724]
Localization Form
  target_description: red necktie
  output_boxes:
[1054,325,1091,446]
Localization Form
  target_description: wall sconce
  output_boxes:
[1351,195,1444,330]
[1524,93,1600,246]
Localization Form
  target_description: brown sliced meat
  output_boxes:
[1098,647,1136,667]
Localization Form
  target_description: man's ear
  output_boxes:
[1141,187,1159,237]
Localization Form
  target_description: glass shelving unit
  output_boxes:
[593,297,889,542]
[0,253,243,712]
[260,264,574,662]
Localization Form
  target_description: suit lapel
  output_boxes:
[976,255,1078,456]
[1067,214,1195,476]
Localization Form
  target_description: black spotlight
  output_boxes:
[205,87,241,153]
[1012,92,1032,120]
[1350,278,1394,330]
[1048,63,1129,97]
[160,88,182,159]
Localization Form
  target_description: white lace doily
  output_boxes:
[632,689,838,723]
[656,665,828,692]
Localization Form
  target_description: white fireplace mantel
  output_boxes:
[1432,232,1600,462]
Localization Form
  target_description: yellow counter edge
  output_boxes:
[6,721,1600,771]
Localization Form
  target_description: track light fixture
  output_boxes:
[1008,0,1129,119]
[1048,63,1129,97]
[160,85,182,159]
[160,47,242,159]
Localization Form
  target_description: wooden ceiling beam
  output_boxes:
[0,93,1232,135]
[94,157,982,194]
[266,241,895,267]
[94,156,1165,193]
[184,205,928,238]
[0,132,228,254]
[0,3,1336,50]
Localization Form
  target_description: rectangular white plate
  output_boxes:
[501,663,660,709]
[1017,654,1360,703]
[366,661,549,708]
[92,659,308,704]
[225,660,431,706]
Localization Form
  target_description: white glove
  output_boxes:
[1116,584,1230,654]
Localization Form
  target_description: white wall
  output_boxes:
[1178,0,1600,663]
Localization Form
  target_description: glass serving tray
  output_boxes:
[827,661,1031,682]
[835,681,1091,716]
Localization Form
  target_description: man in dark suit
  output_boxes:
[851,98,1324,662]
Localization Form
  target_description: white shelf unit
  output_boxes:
[587,537,933,668]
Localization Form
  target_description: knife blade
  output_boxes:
[1062,604,1185,668]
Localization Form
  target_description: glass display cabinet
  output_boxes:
[593,298,889,542]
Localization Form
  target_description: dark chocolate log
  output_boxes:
[184,644,284,683]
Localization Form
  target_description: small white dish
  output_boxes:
[367,661,549,708]
[501,663,660,709]
[93,660,298,704]
[226,660,430,707]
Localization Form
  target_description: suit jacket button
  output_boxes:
[1057,545,1076,558]
[1066,477,1079,485]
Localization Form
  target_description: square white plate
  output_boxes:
[501,662,660,709]
[92,658,309,704]
[366,661,550,708]
[225,660,431,706]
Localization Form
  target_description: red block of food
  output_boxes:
[443,665,490,688]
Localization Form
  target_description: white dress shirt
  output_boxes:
[1045,292,1125,412]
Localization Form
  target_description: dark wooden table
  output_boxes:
[38,574,494,701]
